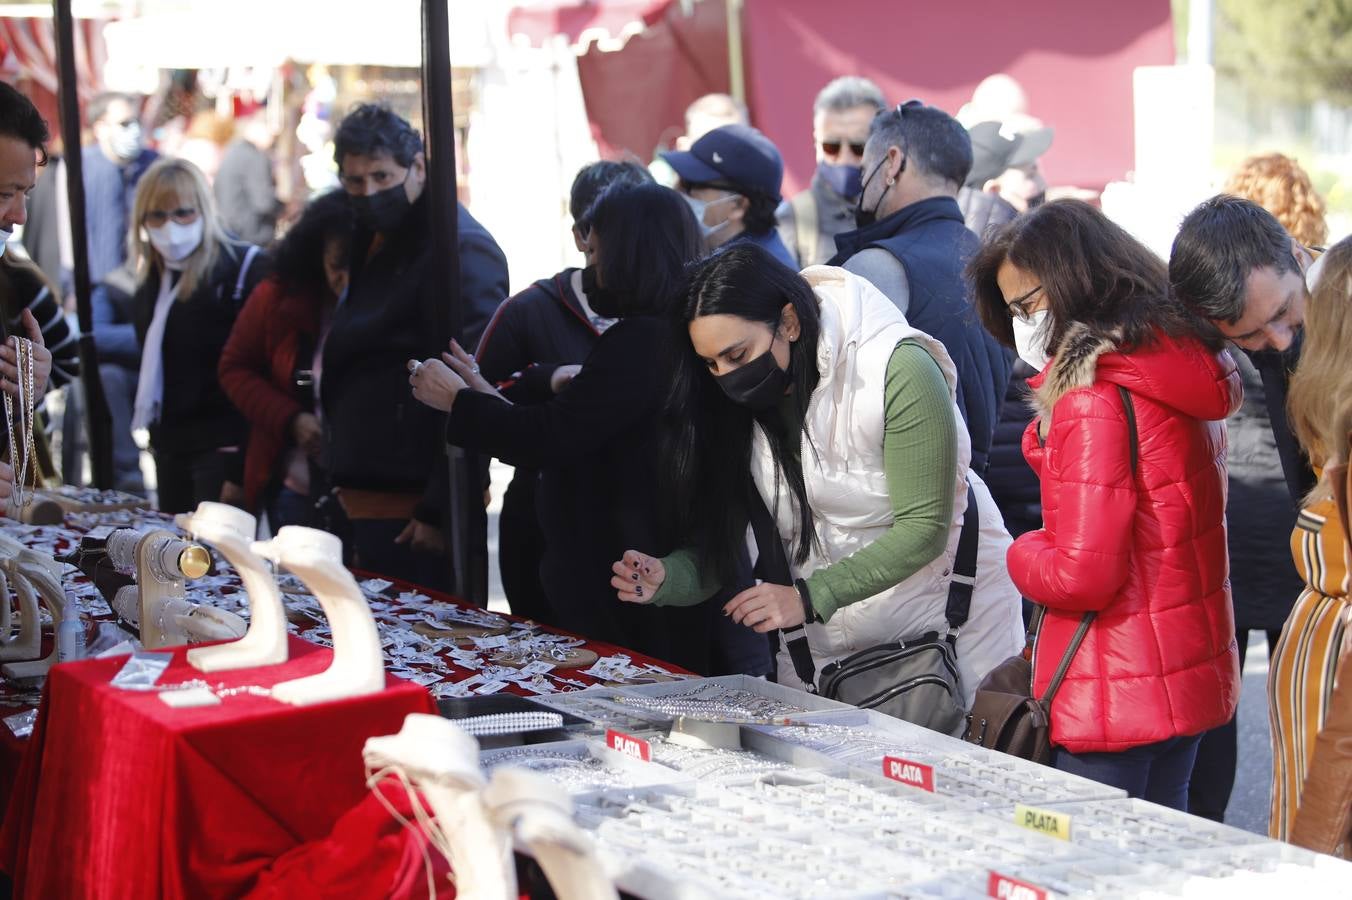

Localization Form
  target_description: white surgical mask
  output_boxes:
[0,227,11,259]
[147,218,204,264]
[110,122,143,162]
[1012,309,1052,371]
[683,192,735,243]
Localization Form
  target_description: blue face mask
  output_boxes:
[817,161,863,200]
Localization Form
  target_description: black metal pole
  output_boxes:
[52,0,114,488]
[421,0,482,604]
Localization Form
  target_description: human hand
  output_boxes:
[0,462,12,507]
[724,582,805,633]
[290,412,323,458]
[550,364,582,394]
[441,339,501,396]
[0,310,52,399]
[611,549,665,603]
[395,519,446,555]
[408,357,466,412]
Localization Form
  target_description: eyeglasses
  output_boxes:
[143,207,199,228]
[820,140,866,157]
[1006,285,1044,322]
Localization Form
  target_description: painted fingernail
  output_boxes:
[643,566,651,575]
[631,573,639,581]
[635,586,643,596]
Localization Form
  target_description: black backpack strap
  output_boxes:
[233,244,262,304]
[943,477,978,634]
[1116,385,1138,475]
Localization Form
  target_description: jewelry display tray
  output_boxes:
[484,677,1352,899]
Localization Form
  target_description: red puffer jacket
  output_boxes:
[218,276,326,513]
[1009,324,1244,754]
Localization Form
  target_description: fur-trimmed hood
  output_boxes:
[1029,322,1242,425]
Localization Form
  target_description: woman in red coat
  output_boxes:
[971,201,1243,809]
[218,190,351,528]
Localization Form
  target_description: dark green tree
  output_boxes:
[1214,0,1352,104]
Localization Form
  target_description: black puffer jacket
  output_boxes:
[985,355,1041,537]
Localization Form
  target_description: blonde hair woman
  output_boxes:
[1269,236,1352,851]
[128,158,267,513]
[1225,153,1328,249]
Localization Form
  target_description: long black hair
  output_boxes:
[662,244,822,584]
[272,189,353,296]
[587,181,702,317]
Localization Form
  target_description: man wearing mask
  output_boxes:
[660,124,797,269]
[325,103,508,590]
[776,76,885,267]
[84,93,157,284]
[830,100,1011,474]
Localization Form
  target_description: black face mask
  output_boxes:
[581,264,625,319]
[350,177,411,233]
[1026,191,1047,210]
[853,155,900,228]
[715,343,792,411]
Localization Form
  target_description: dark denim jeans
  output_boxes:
[1053,733,1203,811]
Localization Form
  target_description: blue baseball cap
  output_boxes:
[660,124,784,203]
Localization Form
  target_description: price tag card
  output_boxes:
[1014,803,1072,841]
[605,728,652,762]
[881,755,936,792]
[987,871,1050,900]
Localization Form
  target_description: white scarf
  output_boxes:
[131,267,182,432]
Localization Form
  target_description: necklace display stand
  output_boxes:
[0,535,67,679]
[251,527,383,705]
[179,503,287,673]
[105,528,243,649]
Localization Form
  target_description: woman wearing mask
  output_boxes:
[611,244,1024,702]
[219,190,351,529]
[970,201,1242,808]
[407,182,720,673]
[129,158,268,513]
[1269,236,1351,850]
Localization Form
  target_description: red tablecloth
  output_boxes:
[0,636,435,899]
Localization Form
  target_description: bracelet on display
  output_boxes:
[794,579,822,624]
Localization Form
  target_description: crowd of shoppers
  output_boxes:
[3,74,1352,848]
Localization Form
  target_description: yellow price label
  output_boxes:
[1014,804,1072,841]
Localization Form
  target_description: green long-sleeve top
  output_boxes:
[650,339,958,621]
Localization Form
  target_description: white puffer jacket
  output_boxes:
[755,267,1023,703]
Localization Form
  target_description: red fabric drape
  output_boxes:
[0,636,435,900]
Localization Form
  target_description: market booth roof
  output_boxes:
[101,0,497,69]
[507,0,674,51]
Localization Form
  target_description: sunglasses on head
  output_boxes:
[820,140,866,157]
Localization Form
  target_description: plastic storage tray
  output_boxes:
[748,708,1125,808]
[479,738,685,794]
[609,674,856,716]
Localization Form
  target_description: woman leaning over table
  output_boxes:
[969,200,1243,809]
[609,243,1023,706]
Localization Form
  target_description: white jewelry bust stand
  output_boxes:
[364,714,618,900]
[179,502,288,673]
[0,534,66,679]
[251,527,384,706]
[365,714,517,900]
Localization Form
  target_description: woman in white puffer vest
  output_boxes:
[614,245,1022,704]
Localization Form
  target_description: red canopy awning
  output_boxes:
[0,14,107,148]
[507,0,674,51]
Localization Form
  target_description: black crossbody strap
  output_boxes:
[943,478,979,632]
[746,486,820,691]
[1037,386,1138,703]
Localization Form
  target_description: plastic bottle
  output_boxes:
[56,601,85,663]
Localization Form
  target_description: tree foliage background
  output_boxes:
[1214,0,1352,105]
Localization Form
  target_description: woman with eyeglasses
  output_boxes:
[129,158,268,513]
[969,200,1243,809]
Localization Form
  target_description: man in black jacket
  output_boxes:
[325,104,508,591]
[829,100,1011,474]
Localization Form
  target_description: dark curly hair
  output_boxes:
[333,103,422,170]
[272,190,353,295]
